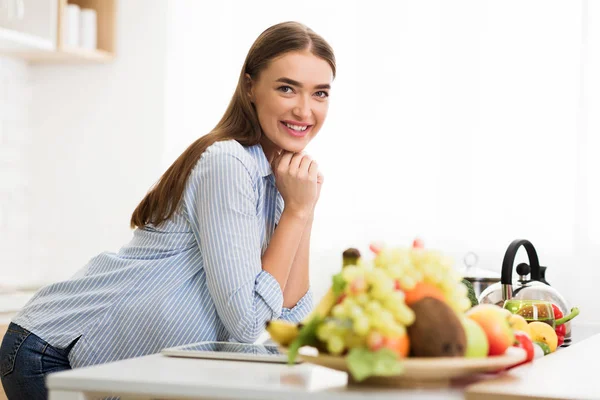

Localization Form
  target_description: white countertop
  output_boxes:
[44,323,600,400]
[46,353,465,400]
[3,282,597,399]
[466,332,600,400]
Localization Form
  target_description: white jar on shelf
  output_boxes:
[62,3,80,48]
[79,8,97,50]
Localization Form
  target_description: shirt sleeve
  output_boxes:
[279,287,314,323]
[189,150,284,343]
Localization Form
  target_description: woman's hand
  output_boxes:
[272,151,319,219]
[316,170,324,206]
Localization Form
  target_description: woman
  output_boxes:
[0,21,335,399]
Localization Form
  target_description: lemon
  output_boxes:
[528,321,558,352]
[508,314,531,336]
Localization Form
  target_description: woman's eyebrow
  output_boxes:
[275,77,331,90]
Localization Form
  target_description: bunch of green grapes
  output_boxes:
[316,264,415,356]
[373,246,471,313]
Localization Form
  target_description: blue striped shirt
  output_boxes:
[12,140,313,368]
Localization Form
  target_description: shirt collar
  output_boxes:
[247,143,273,178]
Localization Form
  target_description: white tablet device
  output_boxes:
[160,341,299,364]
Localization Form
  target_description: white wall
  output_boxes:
[164,0,600,322]
[2,0,598,323]
[0,56,31,288]
[0,0,169,286]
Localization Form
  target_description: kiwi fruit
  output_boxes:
[407,297,467,357]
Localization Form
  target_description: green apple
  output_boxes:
[466,304,515,356]
[462,317,489,358]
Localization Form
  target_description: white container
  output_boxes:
[79,8,97,50]
[62,3,80,48]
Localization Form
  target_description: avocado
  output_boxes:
[407,297,467,357]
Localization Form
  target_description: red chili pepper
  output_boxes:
[412,238,425,249]
[556,324,566,347]
[369,242,383,254]
[552,304,565,346]
[511,331,535,368]
[552,305,580,348]
[552,304,564,320]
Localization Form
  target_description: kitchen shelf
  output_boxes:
[0,26,53,51]
[10,46,114,63]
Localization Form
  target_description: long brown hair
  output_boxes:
[130,21,336,229]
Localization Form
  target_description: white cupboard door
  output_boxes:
[0,0,56,51]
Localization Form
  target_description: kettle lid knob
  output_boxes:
[516,263,531,277]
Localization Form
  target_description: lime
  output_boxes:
[534,341,551,356]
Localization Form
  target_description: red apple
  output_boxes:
[466,304,515,356]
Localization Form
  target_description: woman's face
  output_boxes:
[247,50,333,159]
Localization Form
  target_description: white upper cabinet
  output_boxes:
[0,0,57,51]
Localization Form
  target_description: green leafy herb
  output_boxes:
[346,348,404,382]
[346,347,404,382]
[287,316,322,365]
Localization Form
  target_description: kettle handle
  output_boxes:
[501,239,543,299]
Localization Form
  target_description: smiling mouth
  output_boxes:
[280,121,313,137]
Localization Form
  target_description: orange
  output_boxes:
[384,335,410,358]
[403,282,446,306]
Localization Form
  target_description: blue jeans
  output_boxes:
[0,322,79,400]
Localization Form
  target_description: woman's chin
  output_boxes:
[278,138,310,153]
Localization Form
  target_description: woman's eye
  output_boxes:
[315,91,329,98]
[277,86,294,94]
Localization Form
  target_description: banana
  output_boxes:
[302,287,337,324]
[265,319,300,346]
[265,288,338,346]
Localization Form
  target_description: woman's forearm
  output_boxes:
[281,214,312,308]
[261,209,310,293]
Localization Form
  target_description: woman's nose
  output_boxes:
[292,96,311,120]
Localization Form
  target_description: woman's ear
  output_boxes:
[244,73,255,103]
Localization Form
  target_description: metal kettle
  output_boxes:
[478,239,573,346]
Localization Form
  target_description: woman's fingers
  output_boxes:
[274,151,318,182]
[308,159,319,181]
[317,170,324,183]
[288,152,306,176]
[298,154,313,179]
[275,152,294,175]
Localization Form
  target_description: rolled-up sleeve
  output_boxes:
[190,151,283,343]
[279,287,314,323]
